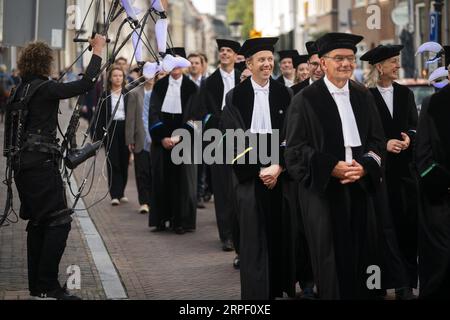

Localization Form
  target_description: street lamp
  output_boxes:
[229,20,243,41]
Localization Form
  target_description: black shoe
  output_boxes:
[233,255,240,269]
[197,198,205,209]
[203,192,212,202]
[175,227,186,235]
[151,225,167,232]
[395,287,417,300]
[301,287,316,300]
[222,239,234,252]
[34,288,82,300]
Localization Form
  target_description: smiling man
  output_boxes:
[285,32,386,299]
[221,37,296,300]
[276,49,299,87]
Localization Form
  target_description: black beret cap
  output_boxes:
[293,54,309,69]
[305,41,318,56]
[216,39,241,54]
[278,50,300,61]
[166,47,187,59]
[240,37,279,58]
[360,44,404,65]
[315,32,364,57]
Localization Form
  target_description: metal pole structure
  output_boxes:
[434,0,443,44]
[34,0,40,41]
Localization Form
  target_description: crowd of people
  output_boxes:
[4,31,450,300]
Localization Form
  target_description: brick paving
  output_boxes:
[0,101,240,300]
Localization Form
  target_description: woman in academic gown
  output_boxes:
[361,45,419,299]
[221,37,297,300]
[148,47,198,234]
[415,49,450,299]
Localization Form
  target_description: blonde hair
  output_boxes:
[365,64,380,88]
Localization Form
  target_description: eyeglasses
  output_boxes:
[323,55,356,64]
[309,61,320,68]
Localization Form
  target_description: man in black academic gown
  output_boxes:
[221,37,296,300]
[291,41,324,95]
[276,50,299,87]
[198,39,241,252]
[361,44,419,299]
[285,33,386,300]
[148,47,198,234]
[415,46,450,299]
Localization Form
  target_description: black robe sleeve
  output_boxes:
[220,91,260,183]
[358,92,386,191]
[148,81,170,143]
[46,55,102,99]
[415,95,450,198]
[406,88,418,143]
[285,93,339,192]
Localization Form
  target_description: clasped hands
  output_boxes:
[332,160,366,185]
[260,165,283,190]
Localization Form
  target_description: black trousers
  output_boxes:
[106,120,130,199]
[26,223,71,294]
[134,150,152,205]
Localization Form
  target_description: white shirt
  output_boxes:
[323,76,362,163]
[220,68,235,109]
[309,78,314,85]
[377,84,394,118]
[283,76,294,87]
[161,75,183,114]
[189,74,202,87]
[111,91,126,121]
[250,78,272,134]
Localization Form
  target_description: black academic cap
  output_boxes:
[444,46,450,69]
[278,50,300,61]
[315,32,364,57]
[240,37,279,58]
[305,41,318,56]
[360,44,404,65]
[166,47,187,59]
[293,55,309,69]
[216,39,241,54]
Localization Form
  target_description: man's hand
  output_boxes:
[128,144,135,153]
[400,132,410,150]
[89,34,106,57]
[340,160,366,184]
[260,165,283,189]
[387,139,407,154]
[171,136,181,145]
[332,160,366,184]
[162,138,174,150]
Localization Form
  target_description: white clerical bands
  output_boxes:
[363,151,382,167]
